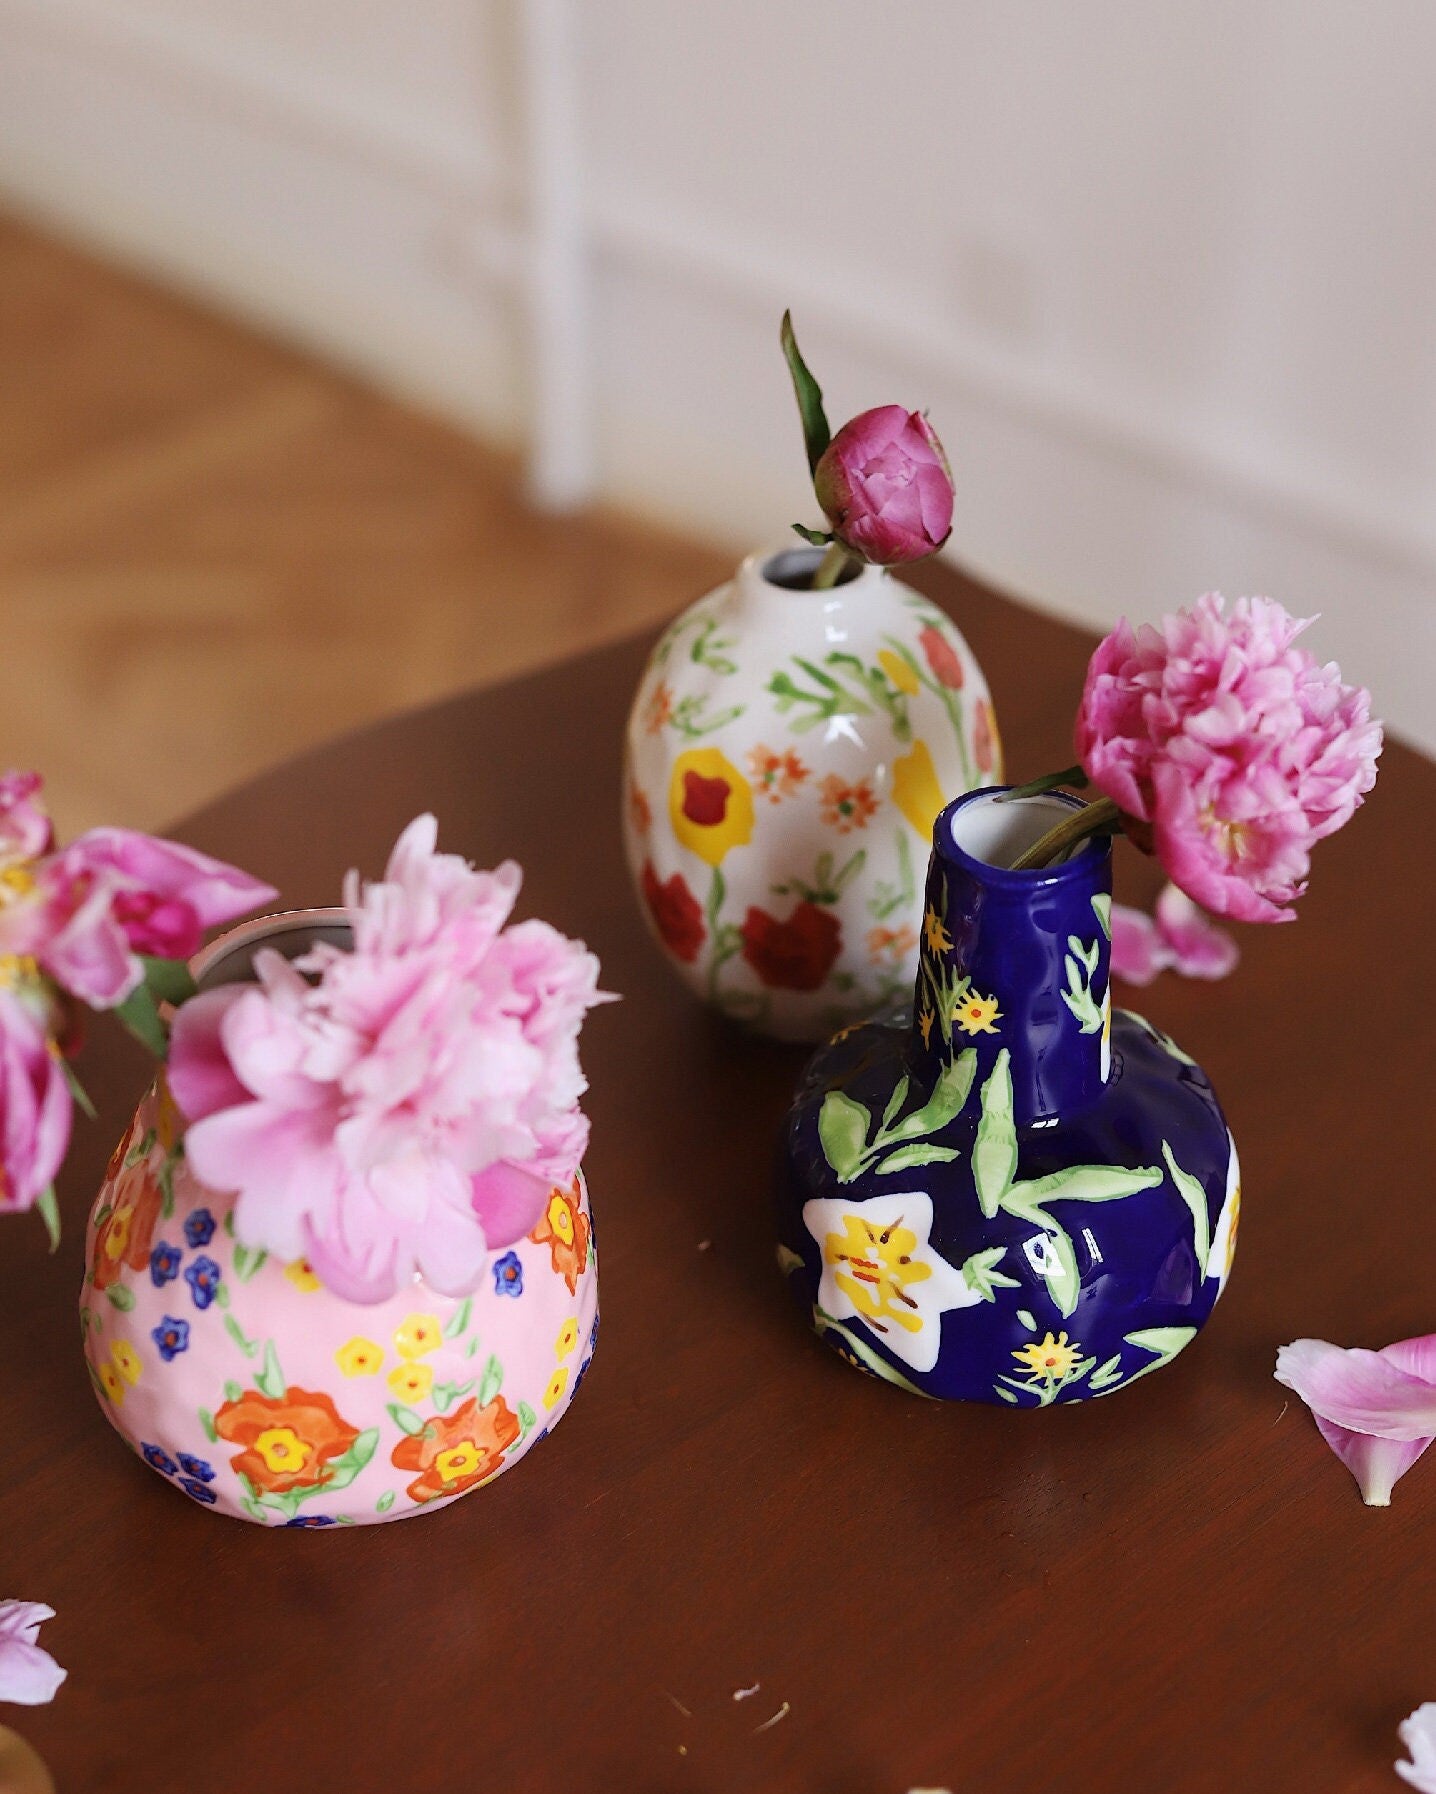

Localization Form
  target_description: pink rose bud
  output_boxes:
[813,406,954,565]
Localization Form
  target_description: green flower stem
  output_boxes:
[1008,795,1121,872]
[996,765,1087,803]
[811,541,861,590]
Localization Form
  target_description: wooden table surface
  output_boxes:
[5,562,1430,1793]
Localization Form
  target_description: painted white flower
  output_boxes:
[802,1190,979,1374]
[0,1603,65,1706]
[1397,1704,1436,1791]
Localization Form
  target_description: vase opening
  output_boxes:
[759,545,864,590]
[193,908,351,992]
[944,789,1097,871]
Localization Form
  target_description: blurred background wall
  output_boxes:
[0,0,1430,751]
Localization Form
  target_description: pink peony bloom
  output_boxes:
[1275,1333,1436,1506]
[169,816,611,1304]
[0,774,52,868]
[813,406,954,565]
[0,826,276,1008]
[1398,1706,1436,1792]
[1110,883,1239,985]
[0,993,72,1216]
[0,1602,65,1705]
[1075,595,1381,922]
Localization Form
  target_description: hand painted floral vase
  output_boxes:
[79,915,599,1526]
[779,788,1240,1405]
[623,543,1001,1043]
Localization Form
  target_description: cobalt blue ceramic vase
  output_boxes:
[779,787,1240,1405]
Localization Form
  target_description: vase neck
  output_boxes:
[733,543,887,625]
[909,789,1112,1124]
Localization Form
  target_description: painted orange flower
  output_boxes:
[215,1386,360,1495]
[628,783,653,835]
[91,1158,165,1292]
[819,774,879,833]
[746,744,809,803]
[391,1394,521,1503]
[865,923,917,966]
[531,1178,591,1294]
[643,682,675,735]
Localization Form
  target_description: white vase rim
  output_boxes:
[192,907,351,991]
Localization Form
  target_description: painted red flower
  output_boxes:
[919,625,965,690]
[740,902,842,991]
[641,861,706,964]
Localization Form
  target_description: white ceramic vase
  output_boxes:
[622,543,1002,1042]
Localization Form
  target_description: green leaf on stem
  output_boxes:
[971,1051,1018,1217]
[140,955,198,1007]
[114,983,167,1058]
[875,1143,962,1175]
[780,310,831,476]
[254,1340,286,1399]
[790,523,832,547]
[818,1090,871,1182]
[36,1185,60,1251]
[59,1059,98,1121]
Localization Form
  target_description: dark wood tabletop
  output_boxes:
[4,560,1430,1794]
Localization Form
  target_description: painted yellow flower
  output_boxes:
[153,1070,185,1154]
[395,1314,443,1360]
[97,1361,125,1406]
[554,1317,580,1360]
[252,1426,310,1476]
[336,1336,384,1378]
[1013,1332,1082,1383]
[388,1362,434,1402]
[110,1340,143,1387]
[284,1258,322,1292]
[436,1442,484,1485]
[891,740,946,841]
[878,648,920,695]
[953,990,1002,1035]
[823,1213,932,1337]
[917,1004,935,1048]
[923,905,953,954]
[543,1366,571,1411]
[545,1191,575,1248]
[668,748,755,867]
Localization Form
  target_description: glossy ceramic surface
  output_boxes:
[623,544,1001,1042]
[779,788,1237,1404]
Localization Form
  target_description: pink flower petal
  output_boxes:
[1397,1704,1436,1793]
[469,1160,552,1249]
[0,1601,65,1705]
[1109,903,1170,985]
[1154,884,1240,979]
[1311,1415,1433,1507]
[1276,1338,1436,1441]
[166,986,251,1123]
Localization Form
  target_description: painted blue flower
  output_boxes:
[184,1255,221,1310]
[178,1453,215,1483]
[283,1515,337,1528]
[151,1316,190,1361]
[142,1443,179,1476]
[183,1208,216,1248]
[179,1477,218,1504]
[492,1251,523,1297]
[149,1242,182,1287]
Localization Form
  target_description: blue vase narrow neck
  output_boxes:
[909,789,1112,1125]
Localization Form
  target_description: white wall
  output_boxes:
[0,0,1430,751]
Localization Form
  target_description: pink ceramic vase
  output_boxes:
[79,913,599,1527]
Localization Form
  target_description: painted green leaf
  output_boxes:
[881,1075,911,1130]
[876,1143,962,1175]
[1045,1227,1082,1318]
[1089,1354,1125,1391]
[432,1379,476,1415]
[442,1297,473,1340]
[320,1428,379,1494]
[517,1400,538,1437]
[241,1496,267,1523]
[1008,1163,1163,1208]
[818,1090,871,1182]
[387,1403,426,1436]
[962,1246,1020,1302]
[1016,1308,1037,1331]
[36,1186,60,1252]
[891,1048,978,1143]
[232,1244,268,1283]
[224,1380,243,1403]
[1123,1325,1198,1384]
[464,1336,481,1359]
[971,1050,1017,1218]
[254,1340,286,1399]
[1091,893,1112,938]
[780,310,831,475]
[775,1243,804,1277]
[223,1313,259,1359]
[1162,1141,1212,1272]
[995,1384,1020,1403]
[105,1284,136,1312]
[478,1353,503,1406]
[812,1307,934,1399]
[124,1128,156,1169]
[376,1490,396,1513]
[198,1407,218,1443]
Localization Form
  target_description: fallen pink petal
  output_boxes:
[1397,1703,1436,1792]
[0,1602,65,1706]
[1110,903,1169,985]
[1154,884,1239,979]
[1275,1334,1436,1503]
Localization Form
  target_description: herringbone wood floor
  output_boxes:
[0,212,728,840]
